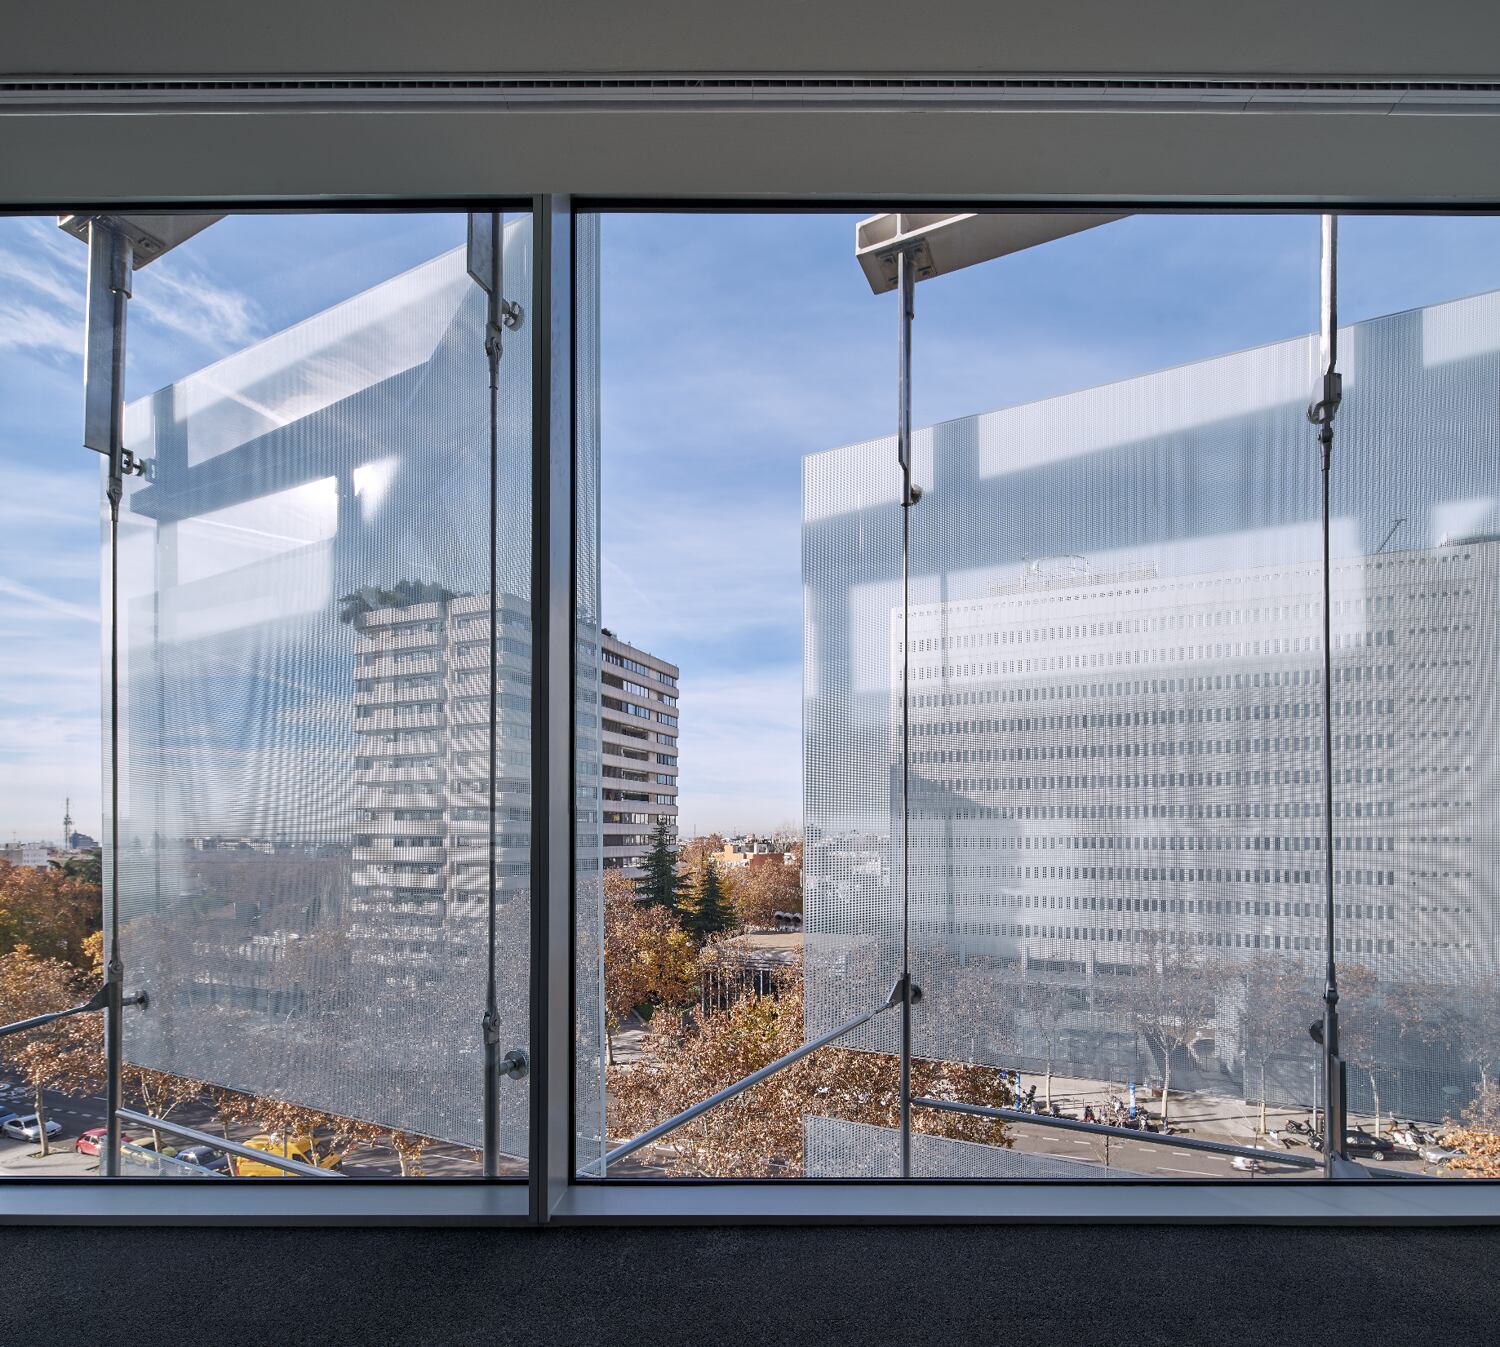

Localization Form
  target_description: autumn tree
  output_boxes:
[684,859,736,943]
[122,1067,210,1153]
[0,858,102,967]
[1440,1081,1500,1177]
[210,1087,435,1176]
[733,860,802,931]
[602,877,699,1062]
[1240,954,1319,1136]
[607,973,1016,1178]
[678,834,725,871]
[1111,934,1223,1126]
[0,947,103,1156]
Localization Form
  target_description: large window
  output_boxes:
[3,205,1499,1210]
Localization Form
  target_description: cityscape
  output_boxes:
[3,215,1500,1184]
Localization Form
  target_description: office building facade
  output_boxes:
[804,286,1500,1120]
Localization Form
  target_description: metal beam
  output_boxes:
[911,1097,1322,1169]
[529,194,576,1224]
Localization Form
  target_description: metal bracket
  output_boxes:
[883,975,923,1011]
[1307,370,1343,428]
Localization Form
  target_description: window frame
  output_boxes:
[2,194,1499,1226]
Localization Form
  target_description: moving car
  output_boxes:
[1,1113,63,1143]
[230,1133,343,1177]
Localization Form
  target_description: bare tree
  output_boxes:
[1240,954,1319,1136]
[1014,971,1076,1110]
[1112,934,1222,1127]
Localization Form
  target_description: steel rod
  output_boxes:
[911,1097,1322,1169]
[602,995,900,1170]
[480,210,505,1181]
[1311,212,1345,1178]
[115,1109,345,1179]
[0,988,107,1040]
[897,244,915,1182]
[88,218,133,1182]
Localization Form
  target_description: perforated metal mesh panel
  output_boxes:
[110,218,539,1154]
[804,224,1500,1172]
[1332,284,1500,1127]
[574,214,608,1170]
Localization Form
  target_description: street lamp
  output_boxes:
[856,209,1124,1180]
[57,212,222,1178]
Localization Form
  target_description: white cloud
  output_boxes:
[0,576,97,623]
[132,261,264,356]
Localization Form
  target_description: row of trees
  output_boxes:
[0,856,102,967]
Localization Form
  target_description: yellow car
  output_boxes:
[230,1133,343,1177]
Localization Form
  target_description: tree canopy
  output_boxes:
[684,859,736,942]
[633,816,690,915]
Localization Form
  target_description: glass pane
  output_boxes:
[1335,216,1500,1175]
[888,215,1328,1179]
[584,212,1354,1180]
[110,212,533,1174]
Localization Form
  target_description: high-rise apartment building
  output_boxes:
[350,590,534,957]
[599,632,680,871]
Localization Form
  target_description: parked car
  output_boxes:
[231,1133,343,1177]
[174,1144,230,1173]
[121,1134,180,1164]
[1343,1127,1399,1161]
[75,1127,134,1157]
[1418,1141,1461,1167]
[1,1113,63,1143]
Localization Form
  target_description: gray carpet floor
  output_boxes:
[1,1225,1496,1346]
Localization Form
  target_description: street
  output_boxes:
[0,1074,495,1179]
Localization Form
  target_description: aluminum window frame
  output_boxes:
[3,194,1500,1226]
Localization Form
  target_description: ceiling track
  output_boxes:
[7,73,1500,115]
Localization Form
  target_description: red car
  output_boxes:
[75,1127,131,1156]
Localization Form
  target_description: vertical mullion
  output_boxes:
[529,195,575,1223]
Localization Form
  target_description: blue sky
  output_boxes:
[5,210,1500,840]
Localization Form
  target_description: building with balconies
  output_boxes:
[599,632,680,872]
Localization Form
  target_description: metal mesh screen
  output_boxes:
[110,217,535,1154]
[806,221,1500,1175]
[574,214,608,1170]
[1332,283,1500,1131]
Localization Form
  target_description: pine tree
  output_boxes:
[633,816,689,914]
[685,858,735,943]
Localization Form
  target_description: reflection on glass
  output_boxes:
[1334,237,1500,1175]
[111,218,535,1171]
